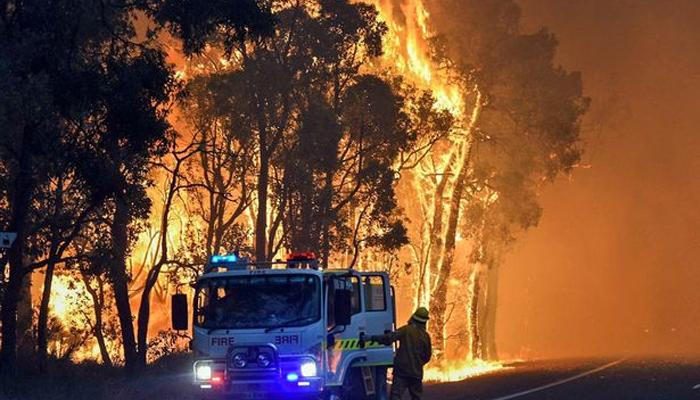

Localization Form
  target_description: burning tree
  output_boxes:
[0,0,589,378]
[167,0,451,268]
[371,0,589,363]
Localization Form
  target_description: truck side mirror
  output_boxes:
[172,293,188,331]
[334,288,352,326]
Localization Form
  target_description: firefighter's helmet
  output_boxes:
[411,307,430,323]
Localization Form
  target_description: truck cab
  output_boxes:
[171,253,396,400]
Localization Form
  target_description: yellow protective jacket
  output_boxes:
[372,321,432,379]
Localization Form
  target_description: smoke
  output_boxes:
[495,0,700,358]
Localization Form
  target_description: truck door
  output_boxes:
[326,274,364,379]
[359,273,394,367]
[360,273,393,334]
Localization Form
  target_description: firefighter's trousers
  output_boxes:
[390,374,423,400]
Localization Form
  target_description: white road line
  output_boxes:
[489,359,625,400]
[692,384,700,390]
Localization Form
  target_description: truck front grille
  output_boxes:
[227,344,280,381]
[228,368,279,381]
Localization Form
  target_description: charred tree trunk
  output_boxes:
[110,196,138,373]
[0,126,35,374]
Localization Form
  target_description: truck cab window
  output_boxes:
[350,276,361,315]
[363,275,386,311]
[326,276,359,329]
[195,275,320,329]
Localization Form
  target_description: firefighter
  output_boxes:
[370,307,432,400]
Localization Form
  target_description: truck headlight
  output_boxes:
[257,353,272,368]
[300,360,317,377]
[196,364,212,381]
[233,353,247,368]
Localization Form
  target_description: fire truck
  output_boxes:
[171,252,396,400]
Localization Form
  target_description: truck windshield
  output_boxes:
[194,274,320,329]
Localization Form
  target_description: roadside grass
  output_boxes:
[0,353,196,400]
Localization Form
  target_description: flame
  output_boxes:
[50,276,80,323]
[424,359,505,382]
[370,0,463,115]
[369,0,505,382]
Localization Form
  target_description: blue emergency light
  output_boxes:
[286,372,299,382]
[211,253,239,264]
[209,253,250,271]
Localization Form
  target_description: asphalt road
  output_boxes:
[425,358,700,400]
[6,357,693,400]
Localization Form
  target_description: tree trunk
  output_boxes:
[320,174,333,268]
[255,145,269,262]
[427,278,448,361]
[0,126,35,374]
[37,246,59,372]
[467,267,482,359]
[0,267,24,374]
[82,273,112,367]
[428,167,467,361]
[424,154,456,301]
[37,176,65,372]
[137,265,166,366]
[427,90,482,362]
[16,268,33,357]
[94,312,113,367]
[482,265,500,360]
[421,153,457,347]
[110,196,138,373]
[137,154,180,367]
[136,282,152,366]
[94,305,113,367]
[480,264,500,360]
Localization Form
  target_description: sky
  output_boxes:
[496,0,700,359]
